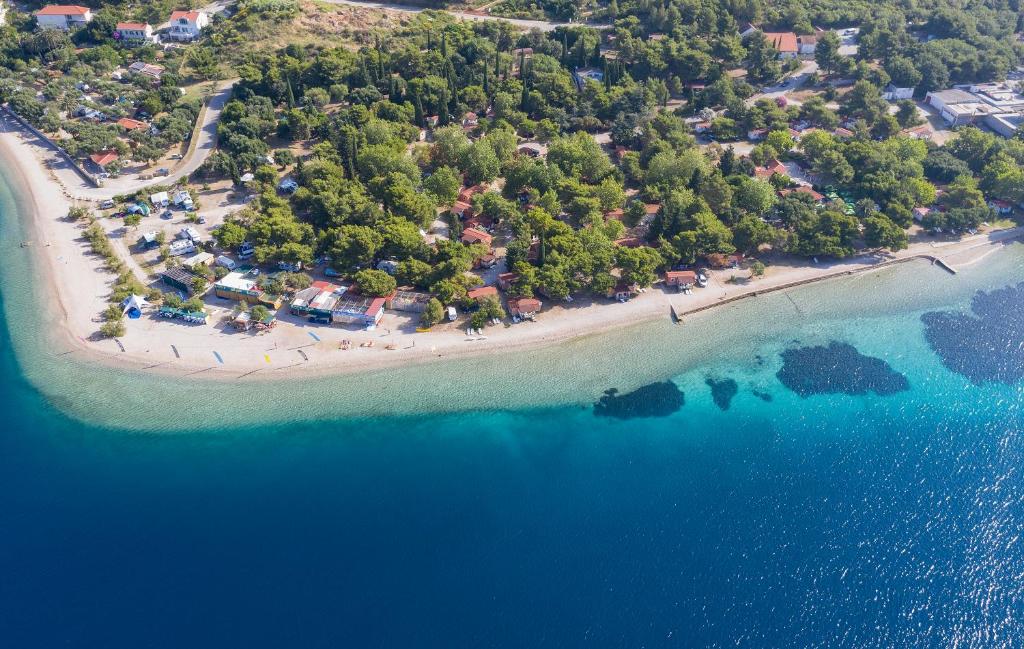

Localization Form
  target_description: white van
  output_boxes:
[215,255,236,270]
[446,306,457,322]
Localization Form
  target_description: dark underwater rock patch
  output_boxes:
[751,389,773,402]
[921,282,1024,385]
[705,377,739,410]
[593,381,685,419]
[776,342,909,398]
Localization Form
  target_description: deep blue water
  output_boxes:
[2,160,1024,646]
[2,272,1024,648]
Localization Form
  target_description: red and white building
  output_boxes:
[35,5,92,30]
[115,22,155,43]
[167,10,209,42]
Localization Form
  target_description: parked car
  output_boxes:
[277,261,303,272]
[447,306,458,322]
[324,267,342,278]
[215,255,236,270]
[155,168,170,177]
[169,153,183,160]
[99,199,115,209]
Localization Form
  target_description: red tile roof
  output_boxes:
[89,150,119,166]
[116,117,147,130]
[460,228,492,245]
[666,270,697,285]
[764,32,798,53]
[116,22,149,30]
[36,5,90,16]
[169,10,201,21]
[509,298,541,315]
[467,286,498,300]
[779,185,825,201]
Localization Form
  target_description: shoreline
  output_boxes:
[0,114,1021,383]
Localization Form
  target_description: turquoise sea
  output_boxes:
[1,170,1024,648]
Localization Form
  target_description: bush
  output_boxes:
[420,297,444,327]
[99,320,125,338]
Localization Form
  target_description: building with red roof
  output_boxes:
[467,286,498,301]
[763,32,799,58]
[167,9,208,41]
[665,270,697,288]
[779,185,825,202]
[460,228,492,246]
[509,297,542,318]
[89,150,119,170]
[35,5,92,30]
[116,117,147,131]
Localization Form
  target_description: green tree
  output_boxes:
[420,298,445,327]
[814,31,842,76]
[354,269,397,296]
[864,213,909,251]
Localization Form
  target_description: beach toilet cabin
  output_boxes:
[231,311,252,331]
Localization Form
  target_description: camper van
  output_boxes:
[446,306,457,322]
[215,255,236,271]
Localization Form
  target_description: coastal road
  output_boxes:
[319,0,610,32]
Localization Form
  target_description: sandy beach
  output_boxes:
[0,112,1020,382]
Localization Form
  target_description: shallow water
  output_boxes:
[1,169,1024,647]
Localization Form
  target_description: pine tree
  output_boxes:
[483,65,489,96]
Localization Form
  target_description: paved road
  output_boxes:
[745,60,818,106]
[321,0,609,32]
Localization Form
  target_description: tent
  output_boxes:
[121,294,149,319]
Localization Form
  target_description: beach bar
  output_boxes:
[214,272,280,307]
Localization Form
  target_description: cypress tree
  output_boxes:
[413,92,425,127]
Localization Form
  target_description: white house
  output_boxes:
[883,84,915,101]
[35,5,92,30]
[114,22,154,43]
[166,10,208,42]
[797,35,817,56]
